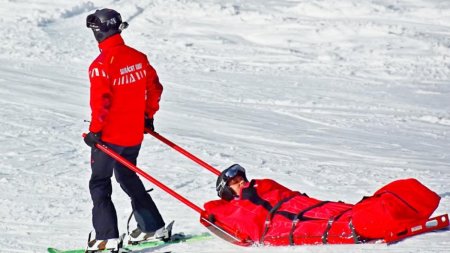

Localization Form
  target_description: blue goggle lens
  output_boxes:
[224,164,245,180]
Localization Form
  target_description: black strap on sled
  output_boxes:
[242,181,305,219]
[348,219,360,244]
[322,217,335,244]
[259,195,297,244]
[288,201,330,245]
[321,208,352,244]
[241,180,273,211]
[241,180,305,244]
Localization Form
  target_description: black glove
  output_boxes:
[84,132,101,148]
[144,115,154,132]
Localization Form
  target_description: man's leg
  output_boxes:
[113,144,165,232]
[89,147,120,240]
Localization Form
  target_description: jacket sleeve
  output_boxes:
[88,62,112,133]
[144,59,163,118]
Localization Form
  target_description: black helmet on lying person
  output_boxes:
[86,8,129,42]
[216,164,249,201]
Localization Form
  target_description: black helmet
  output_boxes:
[86,8,128,42]
[216,164,248,201]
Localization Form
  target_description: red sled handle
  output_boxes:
[82,133,204,214]
[145,129,221,176]
[384,214,449,244]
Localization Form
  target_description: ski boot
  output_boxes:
[85,232,124,253]
[127,221,174,245]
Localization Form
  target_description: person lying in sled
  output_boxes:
[203,164,441,245]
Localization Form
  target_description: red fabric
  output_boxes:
[352,178,441,239]
[203,178,440,245]
[88,34,163,146]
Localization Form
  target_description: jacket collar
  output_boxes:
[98,34,125,52]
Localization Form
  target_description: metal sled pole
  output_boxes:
[83,134,203,214]
[145,129,221,176]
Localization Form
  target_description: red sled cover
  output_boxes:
[203,178,443,245]
[352,178,441,239]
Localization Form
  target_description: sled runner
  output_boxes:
[74,131,448,248]
[385,214,449,244]
[200,212,253,246]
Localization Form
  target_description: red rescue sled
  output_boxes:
[83,131,449,246]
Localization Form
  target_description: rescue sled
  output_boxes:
[83,130,449,247]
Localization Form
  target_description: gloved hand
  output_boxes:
[144,115,155,132]
[241,185,258,202]
[84,132,101,148]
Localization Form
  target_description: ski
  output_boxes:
[384,214,449,244]
[47,232,213,253]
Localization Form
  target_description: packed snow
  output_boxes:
[1,0,449,252]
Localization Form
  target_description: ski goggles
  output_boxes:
[86,14,102,30]
[224,164,246,182]
[86,14,123,31]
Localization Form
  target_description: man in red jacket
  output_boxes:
[84,8,165,251]
[207,164,441,245]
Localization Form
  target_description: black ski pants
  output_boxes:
[89,142,165,240]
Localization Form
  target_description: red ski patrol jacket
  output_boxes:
[204,178,440,245]
[88,34,163,146]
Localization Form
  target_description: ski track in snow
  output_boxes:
[1,0,449,252]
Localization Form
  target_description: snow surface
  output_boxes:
[1,0,449,252]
